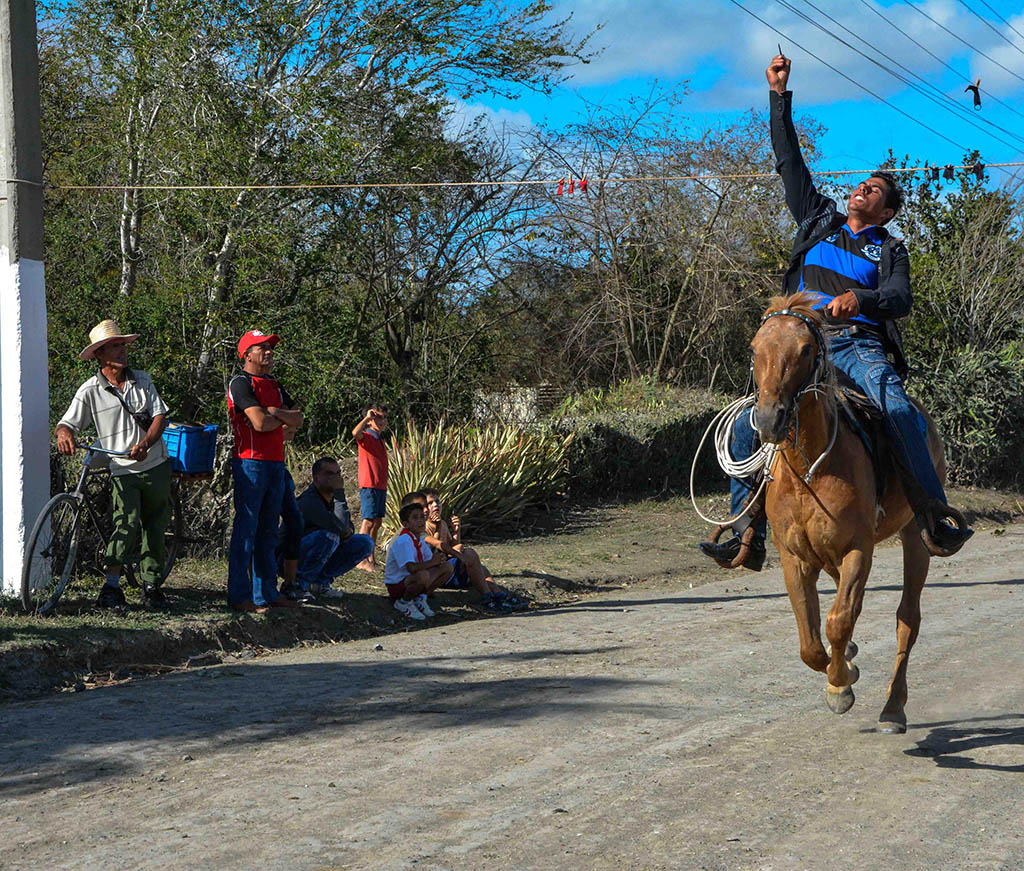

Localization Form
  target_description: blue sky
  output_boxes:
[461,0,1024,179]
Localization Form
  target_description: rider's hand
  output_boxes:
[766,54,791,94]
[826,291,861,319]
[55,426,77,456]
[128,442,149,461]
[450,515,461,536]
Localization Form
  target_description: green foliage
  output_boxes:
[555,376,696,415]
[910,345,1024,488]
[383,420,576,538]
[555,389,728,495]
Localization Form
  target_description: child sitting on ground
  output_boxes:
[418,488,526,612]
[384,499,453,621]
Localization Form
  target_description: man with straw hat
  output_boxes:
[54,319,172,609]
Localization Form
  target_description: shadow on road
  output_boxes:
[523,576,1024,616]
[904,713,1024,772]
[0,644,662,799]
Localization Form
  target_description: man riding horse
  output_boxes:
[700,52,973,569]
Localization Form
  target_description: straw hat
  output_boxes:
[79,319,139,361]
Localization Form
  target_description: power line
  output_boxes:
[955,0,1024,62]
[857,0,1024,122]
[725,0,1014,173]
[975,0,1024,45]
[781,0,1024,152]
[6,160,1018,193]
[900,0,1024,86]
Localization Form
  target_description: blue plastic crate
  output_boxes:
[162,423,218,474]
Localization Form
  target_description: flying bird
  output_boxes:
[965,78,982,110]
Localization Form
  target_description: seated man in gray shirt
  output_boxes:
[292,456,375,599]
[54,319,172,609]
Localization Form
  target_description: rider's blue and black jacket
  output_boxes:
[769,89,910,376]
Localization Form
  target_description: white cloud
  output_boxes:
[445,100,535,140]
[555,0,1024,108]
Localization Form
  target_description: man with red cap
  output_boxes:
[227,330,304,611]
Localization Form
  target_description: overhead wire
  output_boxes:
[3,161,1022,193]
[899,0,1024,86]
[778,0,1024,152]
[975,0,1024,45]
[955,0,1024,61]
[724,0,1017,178]
[856,0,1024,122]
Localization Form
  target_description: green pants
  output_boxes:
[105,461,172,586]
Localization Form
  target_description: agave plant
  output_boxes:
[383,419,575,539]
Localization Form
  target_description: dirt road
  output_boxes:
[3,527,1023,870]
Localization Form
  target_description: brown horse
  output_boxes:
[751,292,944,733]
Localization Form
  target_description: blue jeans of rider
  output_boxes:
[729,332,945,539]
[295,529,375,590]
[228,458,286,607]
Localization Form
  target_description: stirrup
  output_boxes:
[704,524,760,569]
[918,502,972,557]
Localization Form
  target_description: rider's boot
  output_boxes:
[917,498,974,557]
[698,485,768,571]
[890,453,974,557]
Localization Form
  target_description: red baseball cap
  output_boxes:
[237,330,280,358]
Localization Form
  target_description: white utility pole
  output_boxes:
[0,0,49,596]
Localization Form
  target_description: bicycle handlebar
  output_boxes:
[76,443,131,458]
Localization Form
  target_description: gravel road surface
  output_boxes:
[3,528,1023,870]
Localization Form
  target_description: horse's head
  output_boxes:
[750,293,828,444]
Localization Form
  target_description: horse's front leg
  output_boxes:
[878,525,929,733]
[778,549,829,674]
[824,546,872,714]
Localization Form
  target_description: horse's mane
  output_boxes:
[762,292,825,325]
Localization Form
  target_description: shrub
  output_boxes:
[383,420,576,538]
[910,344,1024,488]
[555,388,730,495]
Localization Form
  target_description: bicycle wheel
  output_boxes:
[21,493,85,614]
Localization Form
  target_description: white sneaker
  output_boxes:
[413,594,435,617]
[319,586,344,600]
[394,598,426,621]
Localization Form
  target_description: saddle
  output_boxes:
[834,370,892,505]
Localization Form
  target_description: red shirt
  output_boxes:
[227,373,295,462]
[357,428,388,489]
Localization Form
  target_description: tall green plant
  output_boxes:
[383,420,575,538]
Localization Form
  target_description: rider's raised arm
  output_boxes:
[853,239,912,321]
[767,55,834,226]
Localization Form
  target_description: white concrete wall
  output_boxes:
[0,257,50,596]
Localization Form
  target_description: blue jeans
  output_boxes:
[278,470,304,562]
[729,332,945,537]
[229,458,286,607]
[295,529,375,589]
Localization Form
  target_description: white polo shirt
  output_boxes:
[58,368,169,476]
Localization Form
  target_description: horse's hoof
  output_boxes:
[847,663,860,685]
[826,683,855,714]
[878,712,907,734]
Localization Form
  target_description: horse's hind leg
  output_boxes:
[825,547,872,715]
[879,524,930,734]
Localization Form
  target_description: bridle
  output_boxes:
[753,307,837,484]
[756,307,830,402]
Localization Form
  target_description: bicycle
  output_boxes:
[21,444,183,615]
